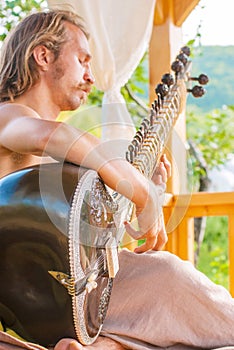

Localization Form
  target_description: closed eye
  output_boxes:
[78,51,92,65]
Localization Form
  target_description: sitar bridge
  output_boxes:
[48,269,100,296]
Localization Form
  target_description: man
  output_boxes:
[0,9,168,350]
[0,9,167,253]
[1,9,234,350]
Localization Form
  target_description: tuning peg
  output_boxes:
[187,85,206,98]
[189,73,209,85]
[142,118,150,131]
[180,46,191,57]
[139,121,148,138]
[176,52,189,66]
[171,60,184,74]
[161,73,174,87]
[127,144,135,163]
[150,109,155,126]
[135,130,144,144]
[155,83,169,100]
[152,99,159,112]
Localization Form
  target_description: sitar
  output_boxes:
[0,47,208,346]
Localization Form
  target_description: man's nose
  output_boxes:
[84,67,95,85]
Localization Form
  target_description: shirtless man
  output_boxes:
[0,9,169,350]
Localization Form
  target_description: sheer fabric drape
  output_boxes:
[48,0,156,154]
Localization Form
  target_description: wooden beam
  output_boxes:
[153,0,173,25]
[154,0,201,26]
[174,0,200,26]
[171,191,234,208]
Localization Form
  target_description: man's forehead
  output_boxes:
[64,22,91,56]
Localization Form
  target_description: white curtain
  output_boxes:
[48,0,156,154]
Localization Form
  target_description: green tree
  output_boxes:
[186,105,234,191]
[0,0,47,42]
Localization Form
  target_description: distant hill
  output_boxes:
[187,46,234,112]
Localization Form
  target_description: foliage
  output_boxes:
[121,54,149,124]
[197,216,229,289]
[121,53,149,103]
[186,105,234,188]
[0,0,47,42]
[86,86,103,106]
[187,46,234,112]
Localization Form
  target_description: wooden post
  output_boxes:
[149,1,196,258]
[228,214,234,295]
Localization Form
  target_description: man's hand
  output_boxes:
[124,154,171,253]
[152,154,171,185]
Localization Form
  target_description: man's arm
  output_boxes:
[0,105,167,252]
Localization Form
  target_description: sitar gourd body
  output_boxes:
[0,162,128,346]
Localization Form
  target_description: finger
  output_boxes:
[158,162,168,183]
[152,162,167,184]
[161,154,171,178]
[124,221,144,240]
[152,172,163,185]
[134,236,158,254]
[153,234,167,251]
[152,227,168,251]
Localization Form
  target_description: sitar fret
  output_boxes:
[127,83,181,179]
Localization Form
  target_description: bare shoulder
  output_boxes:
[0,102,40,123]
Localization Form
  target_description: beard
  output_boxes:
[52,62,66,80]
[50,64,83,110]
[49,61,92,111]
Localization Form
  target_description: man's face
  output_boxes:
[46,21,94,111]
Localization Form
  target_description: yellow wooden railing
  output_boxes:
[163,191,234,295]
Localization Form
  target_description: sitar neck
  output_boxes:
[126,82,182,179]
[126,46,208,180]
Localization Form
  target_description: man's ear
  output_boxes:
[32,45,53,71]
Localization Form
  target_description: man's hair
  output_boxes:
[0,9,89,102]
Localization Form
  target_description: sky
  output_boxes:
[0,0,233,46]
[182,0,234,46]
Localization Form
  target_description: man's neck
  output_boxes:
[14,84,60,121]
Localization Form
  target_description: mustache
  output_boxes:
[78,83,92,93]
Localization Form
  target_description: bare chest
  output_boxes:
[0,151,54,179]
